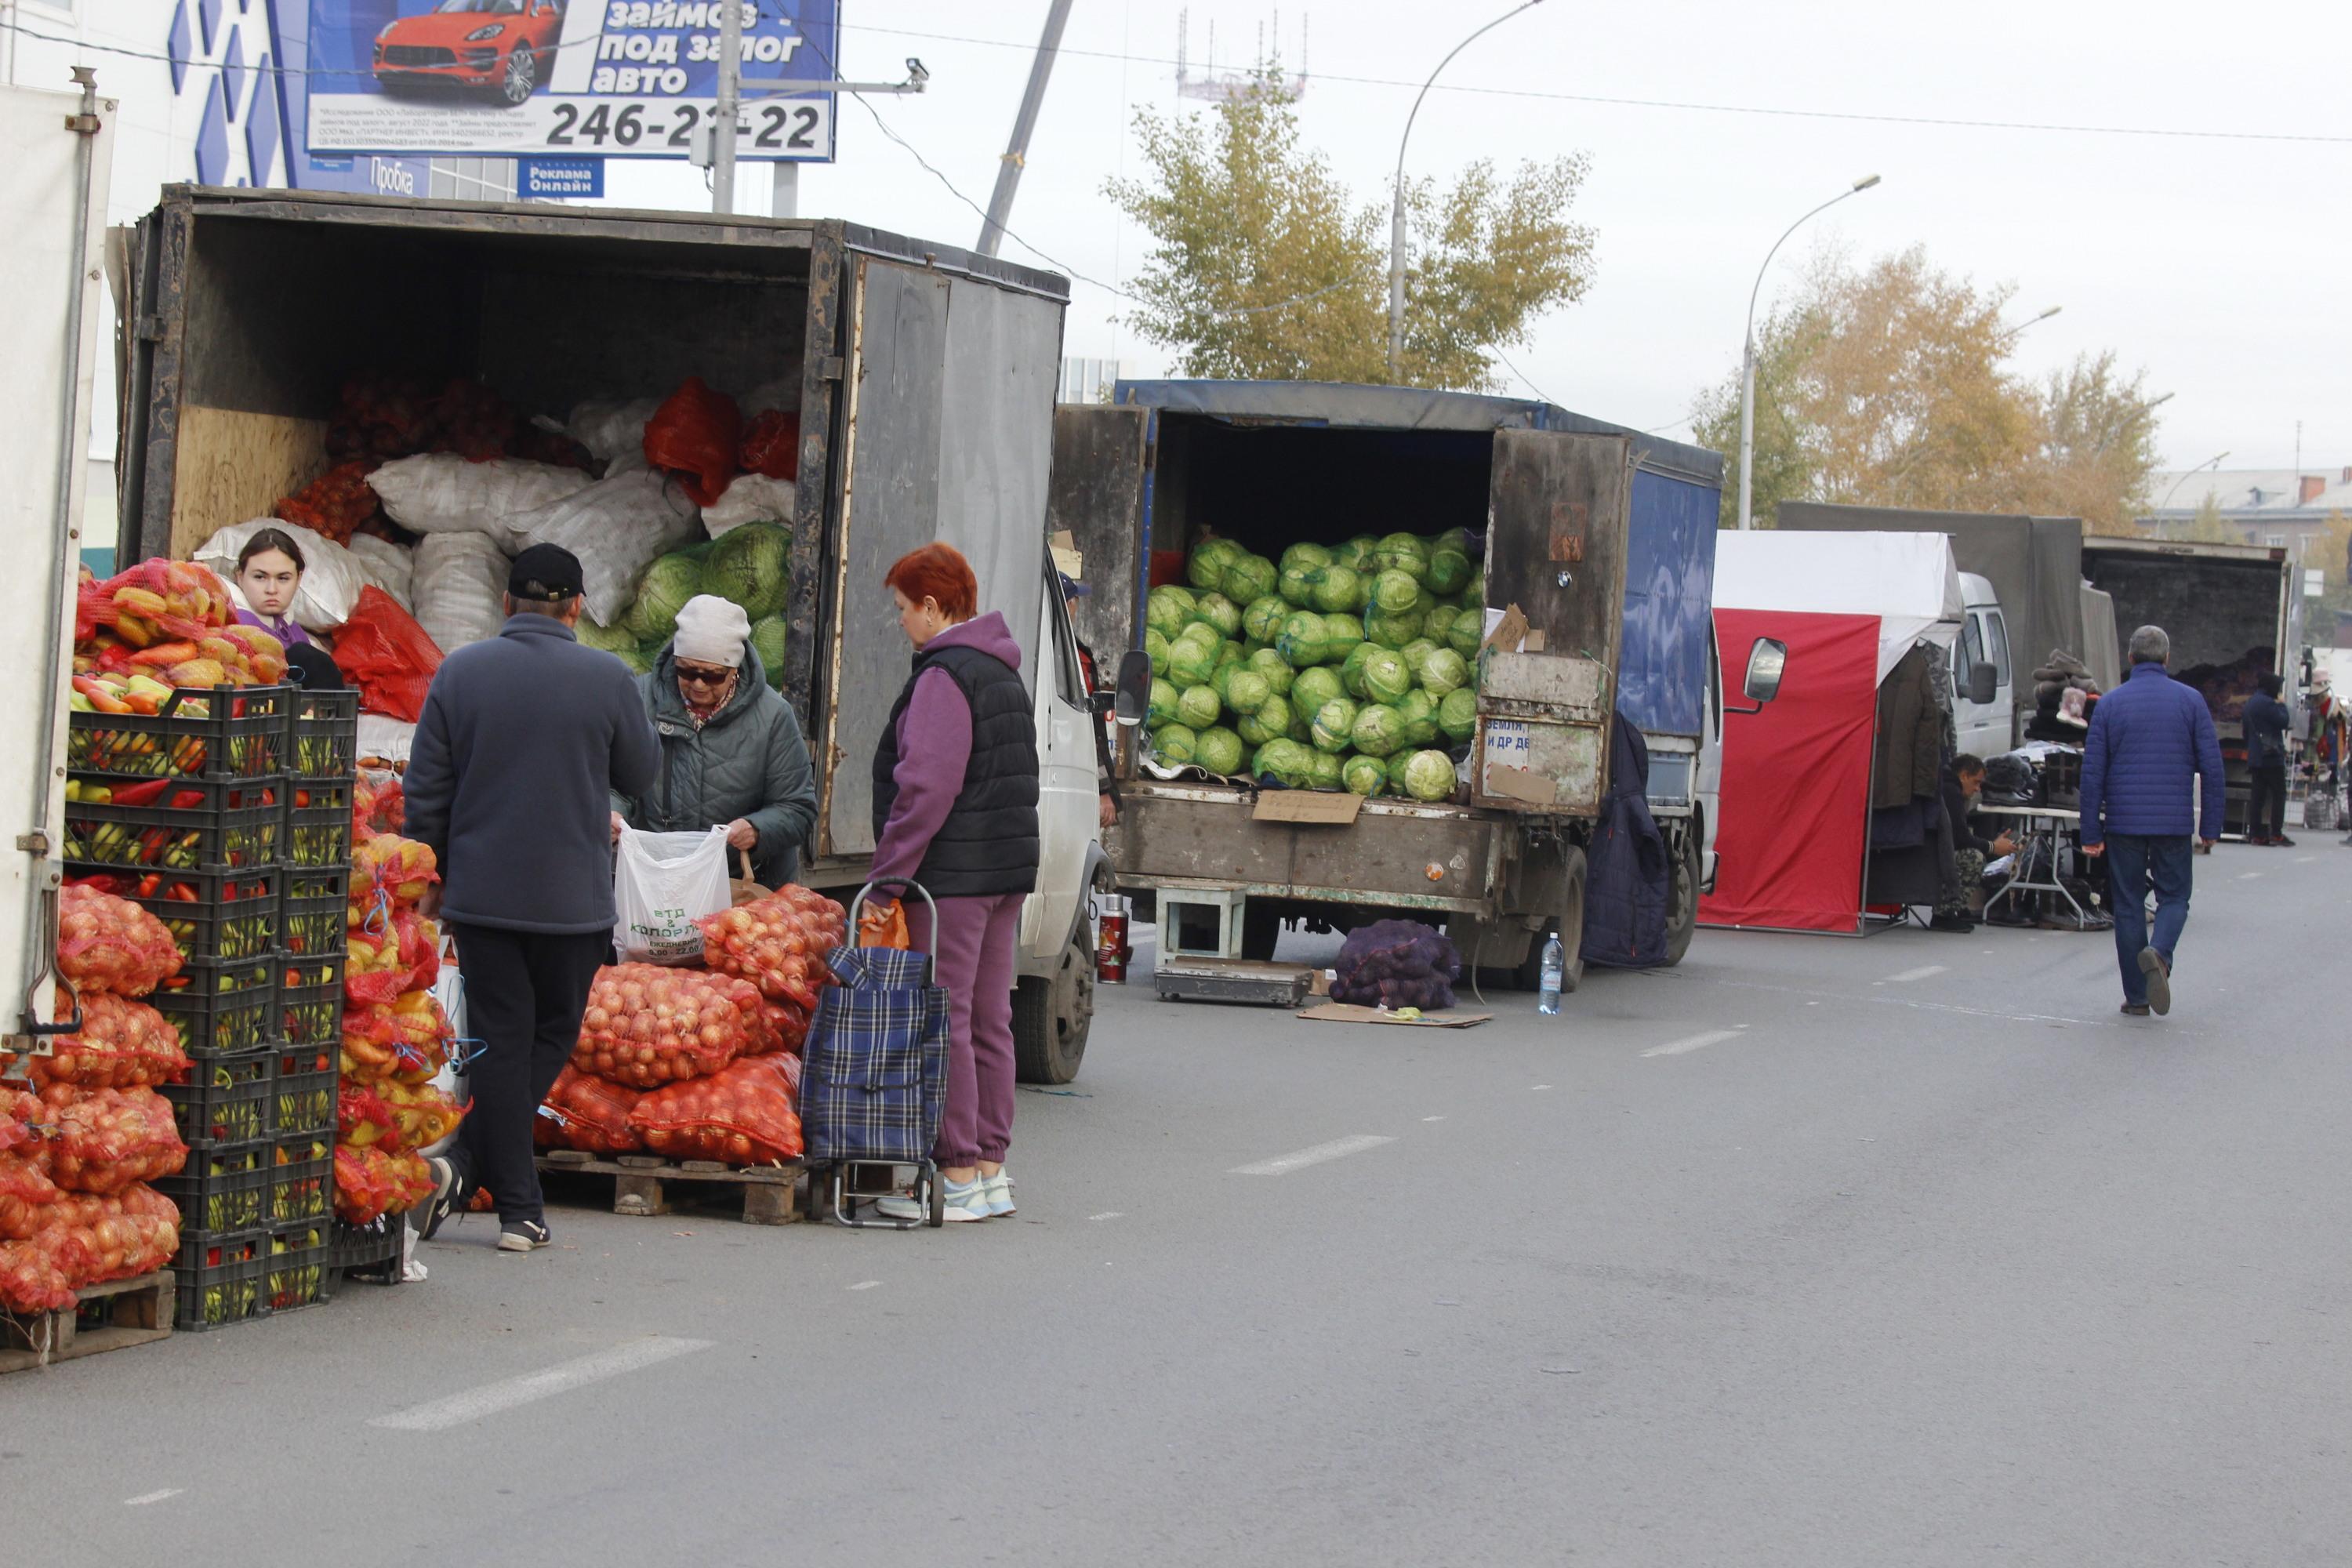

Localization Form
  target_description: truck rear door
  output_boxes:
[0,80,113,1047]
[1472,430,1635,816]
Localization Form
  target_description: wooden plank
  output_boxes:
[168,404,327,558]
[0,1270,176,1374]
[537,1155,804,1225]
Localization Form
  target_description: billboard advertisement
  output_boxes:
[300,0,840,160]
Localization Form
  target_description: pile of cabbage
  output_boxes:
[1144,532,1482,802]
[584,521,793,689]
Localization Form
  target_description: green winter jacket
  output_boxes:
[615,644,818,890]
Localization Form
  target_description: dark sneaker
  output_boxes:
[2138,947,2172,1016]
[1927,913,1976,933]
[2274,834,2296,848]
[497,1220,552,1253]
[416,1155,464,1242]
[2120,1002,2151,1017]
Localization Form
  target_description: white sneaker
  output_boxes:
[983,1171,1016,1218]
[873,1175,993,1223]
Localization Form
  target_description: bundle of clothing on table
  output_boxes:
[2025,650,2101,742]
[1964,740,2109,931]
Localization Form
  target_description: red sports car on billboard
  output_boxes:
[373,0,564,108]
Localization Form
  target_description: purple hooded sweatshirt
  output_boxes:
[869,611,1024,887]
[234,605,314,648]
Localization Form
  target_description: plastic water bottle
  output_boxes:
[1537,932,1565,1015]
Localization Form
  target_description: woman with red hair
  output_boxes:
[869,543,1040,1223]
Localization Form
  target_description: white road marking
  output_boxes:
[847,1280,880,1291]
[2296,855,2317,863]
[1421,1115,1446,1122]
[124,1490,183,1507]
[1530,1084,1553,1091]
[368,1338,713,1432]
[1230,1134,1395,1176]
[1641,1027,1746,1058]
[1088,1211,1123,1222]
[2238,872,2262,880]
[1886,964,1947,983]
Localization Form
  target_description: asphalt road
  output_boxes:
[10,838,2351,1566]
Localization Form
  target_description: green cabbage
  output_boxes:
[1421,605,1459,645]
[1387,750,1422,792]
[1188,538,1243,590]
[1277,564,1319,607]
[1396,688,1439,748]
[749,615,789,688]
[1446,612,1484,659]
[1401,750,1459,802]
[1251,738,1317,788]
[1279,542,1332,575]
[1427,543,1472,596]
[1372,532,1429,583]
[1192,592,1243,639]
[1364,606,1422,650]
[1310,698,1359,753]
[1153,723,1199,764]
[1194,725,1245,775]
[1350,703,1406,758]
[1462,568,1486,606]
[1176,684,1222,730]
[1438,686,1479,742]
[1221,667,1271,715]
[576,616,638,657]
[1243,594,1290,644]
[1417,646,1470,699]
[1145,586,1196,639]
[1305,750,1344,790]
[1343,755,1388,797]
[1248,647,1295,695]
[622,642,661,676]
[1291,666,1344,716]
[1363,648,1413,706]
[699,521,791,619]
[1334,535,1379,572]
[1288,700,1316,745]
[1322,611,1366,648]
[1276,612,1330,669]
[1147,677,1179,727]
[623,550,705,643]
[1145,627,1171,677]
[1372,568,1421,615]
[1401,638,1439,671]
[1308,564,1363,615]
[1222,553,1278,605]
[1167,636,1217,688]
[1218,638,1246,669]
[1236,693,1293,747]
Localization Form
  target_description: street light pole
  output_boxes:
[1386,0,1545,383]
[1737,173,1880,530]
[2159,451,2231,513]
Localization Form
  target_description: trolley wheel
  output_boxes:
[804,1165,832,1225]
[926,1165,945,1228]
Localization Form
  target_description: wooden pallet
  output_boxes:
[0,1269,175,1374]
[536,1151,804,1225]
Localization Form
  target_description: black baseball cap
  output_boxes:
[1058,570,1090,599]
[508,543,585,601]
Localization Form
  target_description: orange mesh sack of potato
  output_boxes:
[626,1054,802,1165]
[56,884,183,996]
[34,987,190,1091]
[571,964,764,1088]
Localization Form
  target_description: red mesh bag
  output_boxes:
[349,834,438,917]
[538,1065,644,1155]
[383,1150,436,1215]
[0,1100,60,1243]
[695,888,843,1010]
[626,1054,803,1165]
[331,586,445,723]
[56,884,183,997]
[753,998,809,1058]
[43,1186,180,1287]
[338,1081,401,1152]
[340,991,452,1087]
[381,1080,465,1152]
[332,1145,399,1225]
[42,1085,187,1195]
[572,964,763,1088]
[641,376,742,506]
[275,459,383,543]
[345,912,438,1007]
[0,1236,75,1312]
[75,558,236,649]
[34,988,190,1091]
[738,407,801,481]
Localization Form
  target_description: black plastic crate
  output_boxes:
[282,883,350,965]
[150,974,278,1061]
[64,776,284,870]
[264,1219,330,1314]
[288,688,358,782]
[67,684,290,782]
[271,1044,336,1137]
[278,954,347,1050]
[285,865,350,905]
[60,863,281,968]
[158,1046,275,1148]
[270,1133,334,1225]
[285,782,354,869]
[328,1215,404,1290]
[174,1231,269,1330]
[152,951,275,1003]
[151,1141,274,1236]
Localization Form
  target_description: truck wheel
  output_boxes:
[1663,830,1701,966]
[1240,904,1283,962]
[1014,928,1094,1084]
[1512,845,1588,994]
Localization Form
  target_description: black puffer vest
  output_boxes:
[872,642,1040,898]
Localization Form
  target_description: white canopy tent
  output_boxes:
[1715,530,1965,682]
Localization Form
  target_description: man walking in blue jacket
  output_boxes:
[2078,625,2225,1017]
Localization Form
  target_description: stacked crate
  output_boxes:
[65,683,349,1330]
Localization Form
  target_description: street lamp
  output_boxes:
[1386,0,1547,381]
[2158,451,2231,513]
[1737,174,1881,530]
[2001,304,2062,339]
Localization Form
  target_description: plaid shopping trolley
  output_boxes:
[802,879,951,1229]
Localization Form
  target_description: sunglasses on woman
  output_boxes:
[675,662,734,688]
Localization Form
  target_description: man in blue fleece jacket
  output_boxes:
[2078,624,2225,1018]
[406,544,661,1251]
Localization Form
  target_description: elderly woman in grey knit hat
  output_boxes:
[610,593,818,891]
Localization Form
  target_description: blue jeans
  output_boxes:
[2103,833,2193,1005]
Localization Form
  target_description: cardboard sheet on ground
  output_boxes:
[1297,1003,1491,1029]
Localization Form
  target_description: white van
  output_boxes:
[1952,572,2016,756]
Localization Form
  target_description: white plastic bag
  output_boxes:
[366,454,588,552]
[612,826,731,964]
[343,532,416,613]
[191,517,368,632]
[567,397,663,467]
[507,467,702,624]
[700,473,797,539]
[412,532,512,655]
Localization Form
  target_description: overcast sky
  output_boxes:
[597,0,2347,474]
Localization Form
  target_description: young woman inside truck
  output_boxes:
[231,528,315,648]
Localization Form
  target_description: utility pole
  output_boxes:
[976,0,1073,258]
[712,0,742,215]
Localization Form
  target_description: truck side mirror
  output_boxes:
[1743,637,1787,704]
[1113,649,1152,728]
[1967,661,1998,706]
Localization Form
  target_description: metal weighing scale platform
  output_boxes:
[1153,955,1319,1007]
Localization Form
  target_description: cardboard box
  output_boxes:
[1251,790,1363,825]
[1296,1003,1491,1029]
